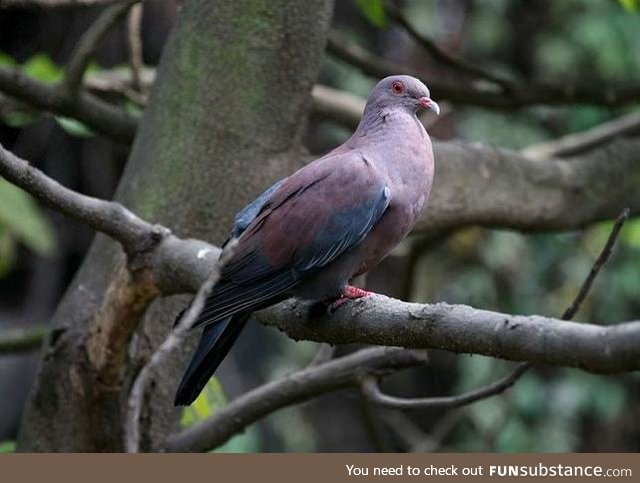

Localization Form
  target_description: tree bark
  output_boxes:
[18,0,334,452]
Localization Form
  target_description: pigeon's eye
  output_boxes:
[391,81,405,95]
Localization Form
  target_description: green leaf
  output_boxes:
[0,178,56,256]
[619,0,639,12]
[2,111,38,129]
[622,218,640,248]
[181,377,227,428]
[22,54,62,84]
[125,101,144,118]
[55,117,95,138]
[0,441,16,453]
[354,0,388,28]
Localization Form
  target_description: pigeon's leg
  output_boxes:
[326,285,373,313]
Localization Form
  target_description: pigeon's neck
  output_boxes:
[348,105,427,153]
[346,104,433,191]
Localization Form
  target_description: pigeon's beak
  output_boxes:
[418,96,440,115]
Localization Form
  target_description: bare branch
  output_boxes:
[64,1,138,95]
[126,2,144,92]
[327,33,640,109]
[311,84,364,130]
[386,3,512,90]
[163,347,428,452]
[562,208,629,321]
[256,297,640,375]
[0,142,155,253]
[522,111,640,160]
[85,66,152,105]
[360,362,530,410]
[0,66,136,143]
[0,326,46,354]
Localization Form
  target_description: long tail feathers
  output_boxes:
[173,312,250,406]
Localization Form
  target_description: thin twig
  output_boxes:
[561,208,630,321]
[126,2,144,92]
[386,3,512,90]
[360,362,530,410]
[64,1,138,95]
[124,245,234,453]
[522,112,640,160]
[327,33,640,109]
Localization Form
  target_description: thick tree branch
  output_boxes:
[420,138,640,235]
[327,34,640,109]
[2,137,639,376]
[0,142,157,254]
[63,1,138,95]
[0,326,46,354]
[163,347,428,453]
[256,299,640,374]
[0,66,136,143]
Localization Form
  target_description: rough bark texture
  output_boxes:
[420,139,640,235]
[18,0,334,452]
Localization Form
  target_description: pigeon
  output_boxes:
[174,75,439,406]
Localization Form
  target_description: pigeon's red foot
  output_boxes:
[326,285,373,314]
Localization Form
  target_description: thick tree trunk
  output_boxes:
[18,0,334,452]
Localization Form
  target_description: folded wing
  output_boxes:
[190,152,391,327]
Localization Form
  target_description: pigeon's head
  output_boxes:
[368,75,440,115]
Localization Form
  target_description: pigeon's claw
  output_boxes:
[326,285,373,314]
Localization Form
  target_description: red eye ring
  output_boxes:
[391,81,405,94]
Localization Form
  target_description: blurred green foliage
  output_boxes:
[0,178,56,270]
[355,0,388,28]
[180,377,261,452]
[0,440,16,453]
[0,51,98,136]
[618,0,640,13]
[21,54,63,84]
[410,222,639,451]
